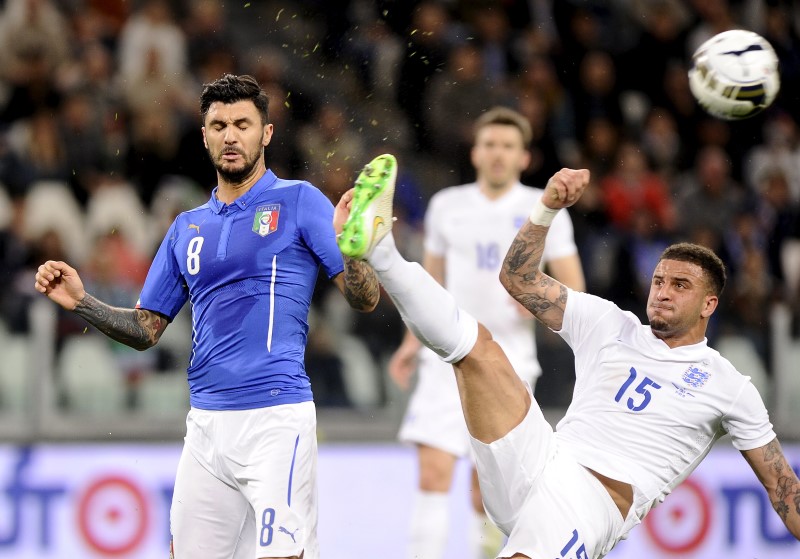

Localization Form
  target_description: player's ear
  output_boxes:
[701,294,718,318]
[201,127,208,149]
[262,123,274,147]
[470,144,479,169]
[519,149,532,172]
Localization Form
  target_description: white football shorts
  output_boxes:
[399,348,537,457]
[170,401,318,559]
[471,390,628,559]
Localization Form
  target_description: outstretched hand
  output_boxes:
[542,168,590,210]
[34,260,86,311]
[333,188,355,236]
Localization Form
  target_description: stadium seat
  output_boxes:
[58,335,126,415]
[715,335,770,404]
[0,325,30,414]
[137,371,190,415]
[86,181,155,256]
[338,334,382,409]
[23,181,89,264]
[771,304,800,437]
[0,183,12,230]
[781,239,800,297]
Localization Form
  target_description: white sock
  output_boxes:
[368,233,478,363]
[409,491,450,559]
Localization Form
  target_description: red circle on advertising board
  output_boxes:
[643,477,712,554]
[77,476,149,556]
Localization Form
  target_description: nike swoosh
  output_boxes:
[372,216,384,239]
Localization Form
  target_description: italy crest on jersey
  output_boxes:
[682,365,710,388]
[253,205,280,237]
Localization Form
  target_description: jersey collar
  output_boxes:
[208,169,278,214]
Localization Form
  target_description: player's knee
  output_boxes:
[418,461,455,491]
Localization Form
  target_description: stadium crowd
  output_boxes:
[0,0,799,412]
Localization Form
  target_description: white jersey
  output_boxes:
[555,290,775,528]
[425,182,578,379]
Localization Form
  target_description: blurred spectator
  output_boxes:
[641,107,685,178]
[675,145,746,238]
[622,0,690,104]
[346,18,404,100]
[517,93,564,188]
[184,0,235,76]
[59,89,110,204]
[396,1,453,150]
[464,5,519,82]
[573,50,624,139]
[0,0,70,88]
[600,141,676,235]
[297,102,365,184]
[685,0,737,56]
[0,131,34,198]
[744,112,800,205]
[580,117,620,178]
[755,167,800,298]
[7,110,70,187]
[425,43,501,182]
[117,0,187,86]
[763,1,800,123]
[514,54,577,164]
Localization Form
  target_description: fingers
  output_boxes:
[337,188,355,208]
[546,168,590,207]
[34,260,70,290]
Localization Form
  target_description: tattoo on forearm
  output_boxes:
[343,258,380,310]
[504,223,547,280]
[74,294,162,350]
[759,440,800,524]
[501,223,567,325]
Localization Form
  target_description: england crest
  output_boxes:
[253,205,280,237]
[682,365,710,388]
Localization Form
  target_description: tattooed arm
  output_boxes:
[74,295,169,350]
[742,438,800,539]
[331,186,380,312]
[499,168,590,331]
[333,258,380,312]
[35,260,169,351]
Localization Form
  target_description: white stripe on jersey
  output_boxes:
[267,254,277,351]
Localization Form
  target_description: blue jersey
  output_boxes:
[137,170,345,410]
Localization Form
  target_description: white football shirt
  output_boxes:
[425,182,578,380]
[555,290,775,528]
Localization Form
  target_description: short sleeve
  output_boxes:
[556,289,621,352]
[137,220,189,319]
[722,380,776,451]
[297,184,345,279]
[423,191,446,257]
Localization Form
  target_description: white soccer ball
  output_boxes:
[688,29,780,121]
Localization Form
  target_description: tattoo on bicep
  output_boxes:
[74,294,160,349]
[343,258,379,310]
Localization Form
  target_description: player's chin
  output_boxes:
[648,317,671,334]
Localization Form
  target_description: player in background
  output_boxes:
[388,107,585,559]
[34,74,380,559]
[336,156,800,559]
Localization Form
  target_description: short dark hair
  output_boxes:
[200,74,269,125]
[659,243,727,296]
[473,106,533,147]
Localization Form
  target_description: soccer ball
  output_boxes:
[688,29,780,120]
